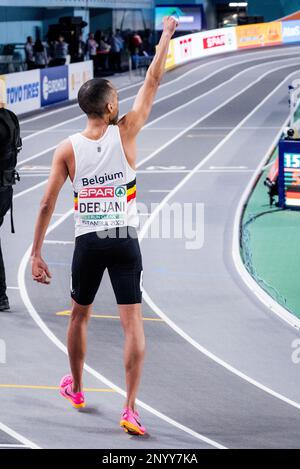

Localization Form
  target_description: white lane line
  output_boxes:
[138,170,189,173]
[119,52,300,108]
[144,126,282,131]
[0,422,39,449]
[13,180,47,199]
[18,56,298,168]
[44,240,74,245]
[139,169,254,173]
[19,79,146,125]
[149,189,171,193]
[137,70,300,412]
[232,115,300,330]
[199,169,254,173]
[17,145,57,167]
[18,212,225,450]
[17,58,277,199]
[20,46,295,127]
[0,444,29,448]
[22,129,82,133]
[210,166,248,169]
[7,286,20,290]
[137,59,299,168]
[21,52,300,145]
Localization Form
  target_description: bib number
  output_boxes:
[77,185,127,228]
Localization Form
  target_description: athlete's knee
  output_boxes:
[119,304,142,327]
[70,301,92,323]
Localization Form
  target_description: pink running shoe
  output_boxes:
[59,375,86,409]
[119,407,146,435]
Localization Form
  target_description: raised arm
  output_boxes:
[120,16,178,138]
[31,139,70,284]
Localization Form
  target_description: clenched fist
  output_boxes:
[163,15,179,37]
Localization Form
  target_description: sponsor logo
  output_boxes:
[41,66,68,106]
[79,187,114,198]
[179,37,193,58]
[203,34,226,49]
[82,171,124,186]
[236,22,282,49]
[283,20,300,44]
[115,186,126,198]
[6,82,39,104]
[42,75,67,101]
[284,25,300,37]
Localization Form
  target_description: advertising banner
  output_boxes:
[68,60,94,100]
[2,70,40,114]
[165,39,176,70]
[201,27,237,56]
[0,75,6,105]
[40,65,68,107]
[236,22,282,49]
[282,20,300,44]
[173,32,203,66]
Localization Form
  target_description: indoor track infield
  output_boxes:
[2,45,300,449]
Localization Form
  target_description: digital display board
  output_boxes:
[279,140,300,208]
[155,5,204,32]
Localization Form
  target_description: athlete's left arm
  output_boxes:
[31,140,69,284]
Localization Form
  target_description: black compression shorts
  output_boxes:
[71,227,143,306]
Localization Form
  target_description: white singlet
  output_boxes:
[69,125,139,238]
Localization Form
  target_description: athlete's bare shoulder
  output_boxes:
[51,138,74,180]
[56,138,73,158]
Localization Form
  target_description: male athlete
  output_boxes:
[31,16,178,436]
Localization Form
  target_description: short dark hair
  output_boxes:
[78,78,114,118]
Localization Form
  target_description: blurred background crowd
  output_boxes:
[6,26,154,76]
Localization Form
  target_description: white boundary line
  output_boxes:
[137,60,299,168]
[0,421,40,449]
[21,51,300,144]
[135,70,300,412]
[19,56,299,168]
[17,212,225,450]
[232,115,300,330]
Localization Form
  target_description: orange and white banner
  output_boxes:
[235,22,282,49]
